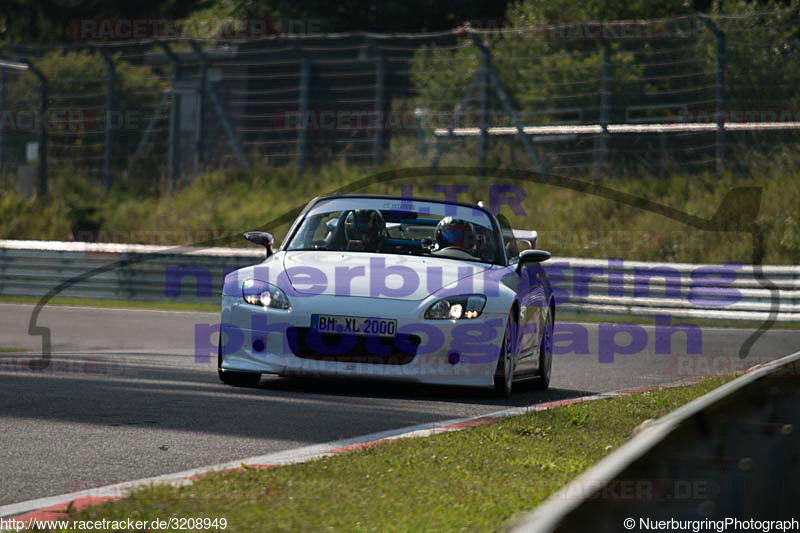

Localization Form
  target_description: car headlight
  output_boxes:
[424,295,486,320]
[242,279,290,310]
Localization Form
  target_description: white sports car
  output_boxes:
[218,194,555,396]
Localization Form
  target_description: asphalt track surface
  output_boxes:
[1,302,799,506]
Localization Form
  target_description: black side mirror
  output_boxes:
[244,231,274,258]
[516,249,551,272]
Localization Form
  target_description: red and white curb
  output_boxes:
[0,380,703,524]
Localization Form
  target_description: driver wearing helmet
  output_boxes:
[343,209,386,252]
[433,216,478,254]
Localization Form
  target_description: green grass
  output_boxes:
[0,295,217,313]
[2,158,799,265]
[0,347,25,353]
[62,376,734,532]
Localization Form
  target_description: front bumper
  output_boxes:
[218,294,507,387]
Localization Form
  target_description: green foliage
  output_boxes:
[1,157,798,265]
[233,0,509,33]
[410,1,800,133]
[507,0,694,22]
[411,46,480,115]
[7,49,168,190]
[0,0,211,43]
[0,190,71,240]
[713,0,800,112]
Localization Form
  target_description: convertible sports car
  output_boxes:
[218,194,555,396]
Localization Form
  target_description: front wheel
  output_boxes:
[532,306,554,390]
[218,334,261,387]
[494,311,517,397]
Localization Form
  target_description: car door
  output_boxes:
[496,214,546,375]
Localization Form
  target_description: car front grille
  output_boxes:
[286,327,421,365]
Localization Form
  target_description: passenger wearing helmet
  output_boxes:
[343,209,386,251]
[433,216,478,255]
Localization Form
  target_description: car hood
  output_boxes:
[282,251,492,301]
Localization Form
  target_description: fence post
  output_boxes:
[430,73,481,168]
[127,91,169,177]
[297,56,310,176]
[24,60,48,197]
[715,28,726,176]
[160,43,181,192]
[478,44,489,170]
[190,41,207,175]
[698,15,726,176]
[473,36,544,172]
[0,69,5,175]
[191,42,248,171]
[372,42,385,167]
[597,40,611,176]
[99,49,115,191]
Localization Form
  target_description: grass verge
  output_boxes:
[2,161,799,265]
[62,376,734,532]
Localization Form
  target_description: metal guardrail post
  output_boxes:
[297,55,311,176]
[0,68,5,175]
[430,73,481,168]
[189,41,207,175]
[472,36,545,173]
[206,81,249,169]
[126,91,169,177]
[372,42,385,167]
[597,40,611,176]
[192,43,248,172]
[160,43,182,192]
[23,59,48,197]
[716,30,727,176]
[698,15,726,176]
[479,46,489,171]
[99,48,115,191]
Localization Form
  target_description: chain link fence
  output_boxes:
[1,10,799,194]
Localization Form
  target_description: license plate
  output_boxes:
[313,315,397,337]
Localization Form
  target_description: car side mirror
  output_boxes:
[244,231,274,258]
[516,249,551,272]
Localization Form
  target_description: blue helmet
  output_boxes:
[434,216,476,251]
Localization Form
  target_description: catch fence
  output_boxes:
[1,10,799,193]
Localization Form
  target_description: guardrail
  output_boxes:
[512,349,800,532]
[555,257,799,322]
[0,240,797,322]
[0,240,261,302]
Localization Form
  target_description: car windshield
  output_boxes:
[286,197,505,265]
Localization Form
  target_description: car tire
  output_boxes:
[217,334,261,387]
[532,305,554,390]
[494,311,517,397]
